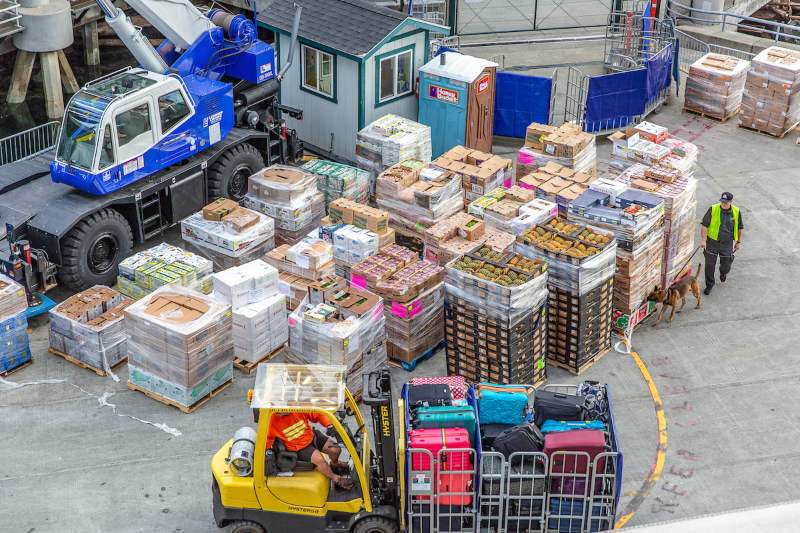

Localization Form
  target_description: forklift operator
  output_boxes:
[266,412,354,490]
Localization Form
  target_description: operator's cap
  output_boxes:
[720,192,734,202]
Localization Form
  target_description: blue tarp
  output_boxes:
[645,43,673,103]
[584,69,647,133]
[493,71,552,138]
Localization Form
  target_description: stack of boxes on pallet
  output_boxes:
[516,161,597,215]
[350,244,446,365]
[115,243,213,300]
[356,114,432,200]
[301,159,370,212]
[468,188,558,237]
[0,276,30,375]
[265,236,334,311]
[684,53,750,121]
[125,286,233,410]
[567,180,665,315]
[212,260,287,366]
[740,46,800,137]
[48,286,131,373]
[444,246,549,385]
[285,277,386,397]
[433,146,513,206]
[243,165,325,245]
[181,198,275,270]
[422,212,515,265]
[517,122,597,178]
[327,198,394,279]
[517,217,617,373]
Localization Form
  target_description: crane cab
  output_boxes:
[51,68,233,195]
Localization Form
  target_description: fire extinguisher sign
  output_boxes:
[477,75,490,94]
[429,85,459,104]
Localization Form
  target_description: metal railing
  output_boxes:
[666,0,800,43]
[674,28,755,74]
[0,0,22,40]
[0,121,61,167]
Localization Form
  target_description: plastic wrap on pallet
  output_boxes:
[384,284,445,362]
[184,237,275,272]
[180,209,274,256]
[115,243,214,299]
[125,285,233,406]
[0,275,27,318]
[243,191,326,246]
[232,293,287,362]
[685,53,749,118]
[0,283,30,373]
[212,260,280,310]
[740,46,800,136]
[301,159,370,211]
[516,138,597,178]
[613,227,665,314]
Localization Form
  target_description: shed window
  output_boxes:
[378,49,413,102]
[302,44,334,98]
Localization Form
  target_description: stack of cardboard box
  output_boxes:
[432,145,513,205]
[181,199,275,271]
[685,53,750,120]
[518,122,596,178]
[212,260,287,364]
[48,286,131,372]
[356,114,432,200]
[126,286,233,409]
[740,46,800,136]
[115,243,213,300]
[0,276,30,374]
[469,188,558,236]
[244,165,325,245]
[331,225,380,279]
[422,212,516,265]
[517,161,596,215]
[301,159,370,212]
[610,122,699,178]
[265,236,335,310]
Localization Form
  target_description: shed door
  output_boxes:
[466,67,496,153]
[419,74,468,159]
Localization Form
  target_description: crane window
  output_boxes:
[115,103,154,161]
[98,124,115,169]
[158,90,190,133]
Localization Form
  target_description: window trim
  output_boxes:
[96,122,117,172]
[157,87,194,137]
[112,98,157,164]
[374,44,415,108]
[300,43,337,103]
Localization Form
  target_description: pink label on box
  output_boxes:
[391,299,424,319]
[288,316,297,327]
[350,274,366,289]
[503,177,513,188]
[518,151,536,165]
[519,181,535,190]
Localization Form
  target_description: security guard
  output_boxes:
[700,192,743,295]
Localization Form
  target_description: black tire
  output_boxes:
[208,143,264,202]
[352,516,398,533]
[228,520,266,533]
[59,208,133,291]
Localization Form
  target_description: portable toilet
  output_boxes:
[418,52,498,158]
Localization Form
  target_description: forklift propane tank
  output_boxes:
[226,427,257,477]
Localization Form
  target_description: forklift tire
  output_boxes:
[228,521,266,533]
[59,208,133,291]
[352,516,397,533]
[208,143,264,202]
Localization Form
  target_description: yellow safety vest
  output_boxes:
[707,203,739,241]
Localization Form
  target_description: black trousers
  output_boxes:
[704,240,734,289]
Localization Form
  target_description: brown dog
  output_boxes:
[651,263,702,326]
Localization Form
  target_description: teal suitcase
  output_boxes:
[413,405,477,445]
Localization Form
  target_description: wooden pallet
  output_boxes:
[547,347,610,376]
[0,357,33,377]
[48,348,126,377]
[738,121,799,139]
[127,379,232,414]
[683,105,737,123]
[233,345,286,375]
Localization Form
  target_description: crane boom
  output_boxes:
[125,0,216,51]
[95,0,168,73]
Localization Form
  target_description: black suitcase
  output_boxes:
[408,383,452,408]
[533,390,586,427]
[492,423,545,458]
[480,423,513,450]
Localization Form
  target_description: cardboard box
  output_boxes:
[458,217,485,241]
[222,207,260,233]
[202,198,239,221]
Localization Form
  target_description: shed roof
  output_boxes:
[258,0,448,58]
[419,52,498,83]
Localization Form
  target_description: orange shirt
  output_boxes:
[266,412,333,452]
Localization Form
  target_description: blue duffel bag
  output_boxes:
[477,383,530,426]
[540,420,607,434]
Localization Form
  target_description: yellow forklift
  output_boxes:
[211,364,404,533]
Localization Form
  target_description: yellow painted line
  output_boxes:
[614,349,668,530]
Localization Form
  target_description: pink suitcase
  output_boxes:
[409,428,473,472]
[543,429,606,475]
[411,376,467,400]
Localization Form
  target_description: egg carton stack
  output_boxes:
[517,122,597,178]
[181,199,275,271]
[213,260,287,366]
[684,53,750,121]
[0,276,30,375]
[125,286,233,410]
[567,180,665,315]
[115,243,213,300]
[613,164,698,287]
[739,46,800,137]
[301,159,370,212]
[243,165,325,246]
[356,114,432,200]
[517,217,617,374]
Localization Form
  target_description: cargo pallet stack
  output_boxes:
[567,180,665,316]
[181,199,275,271]
[517,218,617,374]
[350,244,445,367]
[517,123,597,179]
[265,236,334,311]
[48,286,131,376]
[327,198,395,279]
[444,247,549,386]
[301,159,370,213]
[684,53,750,121]
[356,114,432,201]
[423,212,515,266]
[516,161,597,216]
[243,165,325,246]
[125,286,233,412]
[739,46,800,137]
[433,145,513,207]
[468,186,558,237]
[115,243,213,300]
[0,276,31,376]
[285,277,387,398]
[212,260,287,373]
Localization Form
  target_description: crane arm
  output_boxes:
[125,0,216,51]
[95,0,169,74]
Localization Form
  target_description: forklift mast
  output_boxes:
[362,370,399,506]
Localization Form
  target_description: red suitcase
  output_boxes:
[411,376,468,400]
[543,429,606,475]
[439,471,473,505]
[409,428,473,472]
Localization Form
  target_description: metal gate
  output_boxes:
[456,0,615,36]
